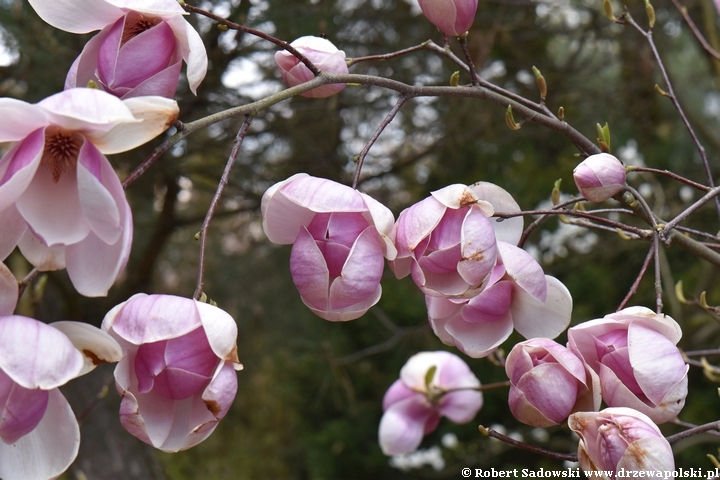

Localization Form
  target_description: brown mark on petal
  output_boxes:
[624,441,650,468]
[464,249,485,262]
[459,191,477,207]
[225,345,240,364]
[122,13,162,45]
[82,349,106,366]
[41,126,82,182]
[205,399,222,416]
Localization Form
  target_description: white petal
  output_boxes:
[50,321,123,375]
[77,153,121,244]
[469,181,523,244]
[512,275,572,340]
[38,88,138,132]
[0,389,79,480]
[0,205,27,261]
[88,96,178,154]
[194,300,241,367]
[17,230,66,271]
[28,0,123,33]
[0,262,17,316]
[0,98,48,142]
[166,16,208,94]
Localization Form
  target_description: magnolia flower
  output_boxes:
[505,338,599,427]
[390,182,523,299]
[102,294,242,452]
[0,315,121,480]
[379,351,482,455]
[568,307,688,423]
[29,0,208,98]
[274,36,349,98]
[569,408,674,477]
[418,0,479,36]
[0,88,178,296]
[573,153,626,203]
[262,173,396,321]
[425,259,573,358]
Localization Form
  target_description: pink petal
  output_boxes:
[616,436,674,471]
[469,181,523,245]
[0,316,83,389]
[457,208,497,286]
[109,20,177,90]
[0,99,48,143]
[0,370,49,444]
[27,0,123,33]
[76,142,122,244]
[463,281,513,324]
[0,128,45,213]
[328,227,384,310]
[393,196,447,254]
[439,389,483,423]
[512,363,579,424]
[445,310,514,358]
[497,242,546,301]
[304,285,382,322]
[0,262,17,316]
[165,15,208,94]
[109,294,201,344]
[605,306,682,344]
[358,192,396,258]
[290,227,330,310]
[0,389,79,480]
[382,380,416,410]
[378,395,433,455]
[0,206,27,261]
[511,275,572,340]
[120,60,182,99]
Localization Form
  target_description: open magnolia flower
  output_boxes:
[29,0,208,98]
[379,351,482,455]
[262,173,396,321]
[0,88,178,296]
[102,294,243,452]
[568,306,688,423]
[0,315,121,480]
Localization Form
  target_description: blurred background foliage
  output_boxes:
[2,0,720,476]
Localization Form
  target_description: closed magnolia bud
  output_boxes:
[573,153,626,202]
[274,36,349,98]
[418,0,479,36]
[505,338,597,427]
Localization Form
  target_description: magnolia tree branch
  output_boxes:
[618,244,656,311]
[627,166,712,192]
[478,425,578,462]
[670,0,720,60]
[193,115,254,300]
[352,95,411,189]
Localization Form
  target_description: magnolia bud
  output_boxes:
[573,153,626,202]
[418,0,479,36]
[274,36,349,98]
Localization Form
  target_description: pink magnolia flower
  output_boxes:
[425,254,573,358]
[102,294,243,452]
[573,153,626,203]
[568,408,674,477]
[379,351,482,455]
[274,36,349,98]
[568,307,688,424]
[29,0,208,98]
[506,338,599,427]
[0,315,121,480]
[262,173,396,321]
[418,0,479,36]
[0,88,178,296]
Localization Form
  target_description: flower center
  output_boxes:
[41,126,82,183]
[121,13,162,45]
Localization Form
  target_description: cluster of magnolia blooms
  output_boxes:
[0,1,245,479]
[260,154,683,475]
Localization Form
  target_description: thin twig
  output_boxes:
[653,234,663,313]
[622,12,720,219]
[618,244,655,311]
[495,209,651,238]
[347,42,430,67]
[478,425,578,461]
[669,0,720,60]
[627,166,711,192]
[352,95,410,189]
[666,420,720,443]
[457,33,480,86]
[193,115,254,300]
[662,185,720,234]
[17,268,39,300]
